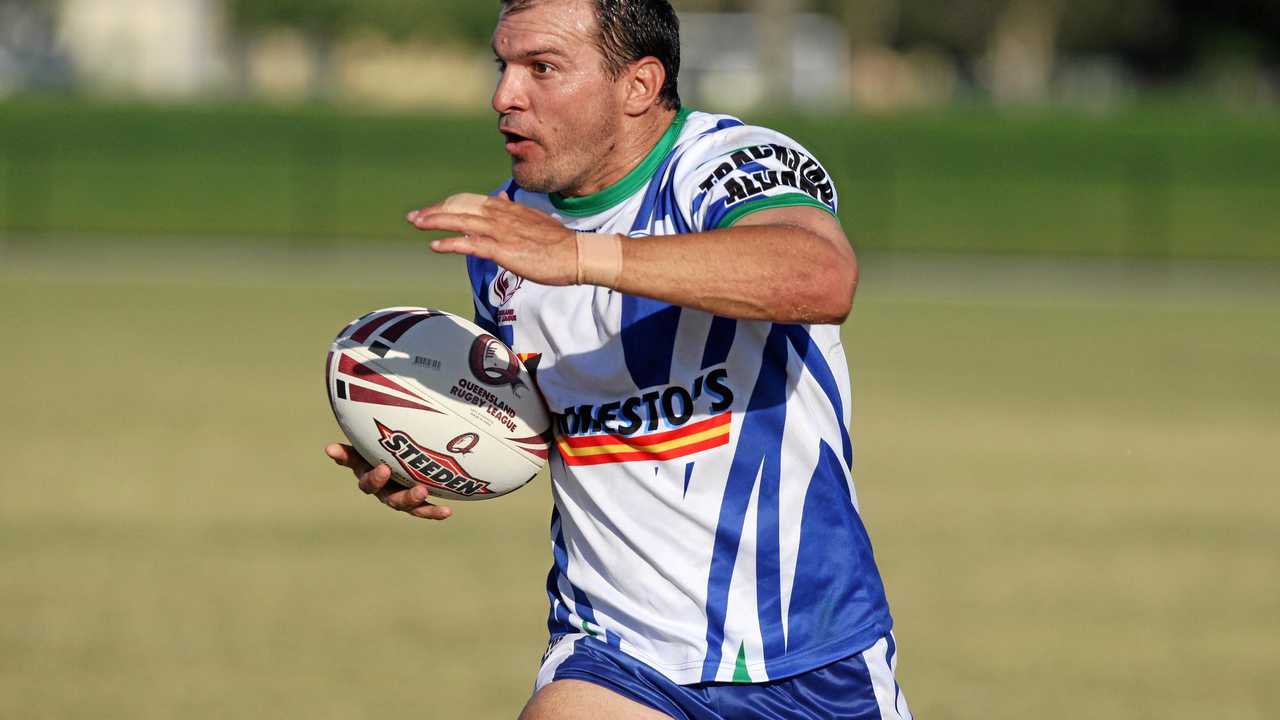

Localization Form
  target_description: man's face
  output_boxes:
[492,0,623,194]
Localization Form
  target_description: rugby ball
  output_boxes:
[326,307,549,501]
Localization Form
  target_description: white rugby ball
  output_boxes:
[326,307,549,501]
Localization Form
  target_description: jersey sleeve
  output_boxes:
[466,255,501,336]
[675,126,839,232]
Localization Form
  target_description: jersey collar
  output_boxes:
[549,107,691,217]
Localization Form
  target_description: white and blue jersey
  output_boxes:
[467,108,894,685]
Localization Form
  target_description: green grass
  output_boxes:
[1,98,1278,258]
[0,242,1277,718]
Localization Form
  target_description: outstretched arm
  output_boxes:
[410,193,857,325]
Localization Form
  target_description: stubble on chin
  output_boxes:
[511,163,559,194]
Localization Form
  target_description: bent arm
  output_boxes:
[613,205,857,324]
[413,194,856,325]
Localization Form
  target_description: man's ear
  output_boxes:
[621,56,667,116]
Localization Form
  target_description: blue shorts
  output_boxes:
[534,633,911,720]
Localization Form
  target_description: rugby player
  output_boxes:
[325,1,910,717]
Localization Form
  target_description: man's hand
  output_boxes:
[324,443,453,521]
[408,192,577,287]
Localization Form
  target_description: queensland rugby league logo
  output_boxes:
[490,269,524,306]
[469,334,528,397]
[374,421,491,497]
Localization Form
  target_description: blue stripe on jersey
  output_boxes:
[545,574,576,636]
[630,148,683,234]
[784,326,853,468]
[701,196,733,229]
[466,256,503,337]
[700,317,737,369]
[632,146,697,236]
[658,153,696,235]
[692,190,709,219]
[683,462,695,498]
[660,180,695,235]
[548,507,621,647]
[546,508,577,637]
[471,300,501,338]
[701,324,790,682]
[755,429,786,667]
[703,118,746,134]
[785,441,890,655]
[620,296,682,390]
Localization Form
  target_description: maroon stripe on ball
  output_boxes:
[347,385,437,413]
[337,354,434,407]
[507,434,549,460]
[509,433,550,447]
[379,311,439,343]
[348,310,414,344]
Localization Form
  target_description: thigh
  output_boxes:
[520,679,672,720]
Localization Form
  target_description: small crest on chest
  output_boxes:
[489,269,524,323]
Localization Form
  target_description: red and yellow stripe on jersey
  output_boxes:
[557,412,732,467]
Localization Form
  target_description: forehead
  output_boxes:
[493,0,599,57]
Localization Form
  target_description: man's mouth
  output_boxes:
[501,129,537,155]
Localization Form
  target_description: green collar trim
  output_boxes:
[550,107,691,217]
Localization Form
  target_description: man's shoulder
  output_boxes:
[674,110,816,167]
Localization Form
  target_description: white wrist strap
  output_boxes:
[575,232,624,287]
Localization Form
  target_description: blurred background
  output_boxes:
[1,1,1276,718]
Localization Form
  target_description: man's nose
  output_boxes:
[492,69,526,114]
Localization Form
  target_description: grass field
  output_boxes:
[2,99,1279,258]
[0,240,1277,719]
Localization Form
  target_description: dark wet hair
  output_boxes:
[501,0,681,109]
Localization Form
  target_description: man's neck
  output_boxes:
[562,108,678,197]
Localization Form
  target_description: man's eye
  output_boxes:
[532,62,552,75]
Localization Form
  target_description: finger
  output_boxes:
[326,443,373,473]
[407,194,490,222]
[379,482,431,511]
[408,504,454,521]
[431,235,495,259]
[407,196,481,221]
[410,212,494,235]
[412,190,517,221]
[358,462,393,494]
